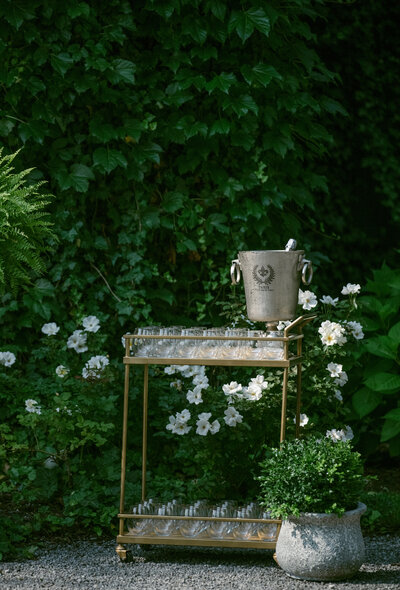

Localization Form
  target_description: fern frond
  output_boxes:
[0,148,57,294]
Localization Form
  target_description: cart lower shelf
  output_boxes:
[117,533,277,550]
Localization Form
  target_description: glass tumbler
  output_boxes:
[136,327,159,357]
[179,504,208,538]
[127,503,152,536]
[153,504,176,536]
[233,505,259,541]
[207,506,235,539]
[257,511,278,540]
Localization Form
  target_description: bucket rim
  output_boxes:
[238,249,305,254]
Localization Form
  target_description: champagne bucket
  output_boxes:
[230,248,313,323]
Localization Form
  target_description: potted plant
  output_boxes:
[257,436,367,581]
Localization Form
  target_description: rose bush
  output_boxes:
[153,282,364,501]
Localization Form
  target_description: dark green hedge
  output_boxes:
[0,0,337,335]
[314,0,400,287]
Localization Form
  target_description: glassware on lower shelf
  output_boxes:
[257,512,278,540]
[207,506,236,539]
[153,504,177,536]
[127,502,153,536]
[179,502,209,538]
[232,503,260,540]
[128,499,279,541]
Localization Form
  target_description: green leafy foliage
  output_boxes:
[0,0,336,338]
[361,491,400,535]
[349,264,400,457]
[313,1,400,290]
[0,318,126,560]
[1,0,397,560]
[0,149,56,294]
[257,437,365,518]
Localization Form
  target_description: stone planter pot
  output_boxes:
[275,502,367,581]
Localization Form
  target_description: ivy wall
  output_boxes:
[0,0,339,339]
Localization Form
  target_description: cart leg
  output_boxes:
[295,332,303,438]
[117,363,131,559]
[142,365,149,502]
[116,544,133,562]
[280,367,289,443]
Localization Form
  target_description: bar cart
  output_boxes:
[116,314,316,561]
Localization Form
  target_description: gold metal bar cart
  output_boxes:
[116,315,316,561]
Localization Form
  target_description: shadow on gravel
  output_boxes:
[132,546,277,569]
[130,545,400,586]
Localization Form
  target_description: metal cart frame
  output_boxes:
[116,315,316,561]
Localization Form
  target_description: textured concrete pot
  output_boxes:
[276,502,367,581]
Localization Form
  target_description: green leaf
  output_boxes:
[228,11,254,43]
[190,46,218,61]
[89,119,120,142]
[0,119,15,136]
[34,279,55,297]
[176,235,197,252]
[352,388,382,418]
[205,72,237,94]
[52,164,71,191]
[163,192,185,213]
[94,236,108,250]
[228,9,270,43]
[239,94,258,115]
[364,335,398,360]
[186,121,208,139]
[147,288,175,305]
[384,408,400,421]
[4,4,34,29]
[69,164,95,192]
[365,372,400,393]
[251,64,282,87]
[208,213,229,233]
[67,2,90,18]
[222,94,258,117]
[18,120,47,144]
[116,302,133,317]
[186,20,207,44]
[50,53,74,76]
[93,148,128,173]
[247,7,270,37]
[140,143,163,164]
[122,119,143,142]
[320,96,347,116]
[389,321,400,343]
[362,296,399,322]
[211,1,226,21]
[361,317,381,332]
[381,411,400,442]
[142,209,160,229]
[107,59,136,84]
[209,119,230,136]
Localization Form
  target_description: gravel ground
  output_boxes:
[1,536,399,589]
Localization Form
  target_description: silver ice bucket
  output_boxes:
[230,243,313,323]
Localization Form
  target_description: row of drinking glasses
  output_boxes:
[127,499,278,541]
[128,327,284,360]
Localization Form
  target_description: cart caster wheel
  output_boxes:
[116,544,133,562]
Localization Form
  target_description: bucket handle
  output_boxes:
[230,259,241,285]
[301,259,313,285]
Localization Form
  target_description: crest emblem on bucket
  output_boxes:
[253,265,275,289]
